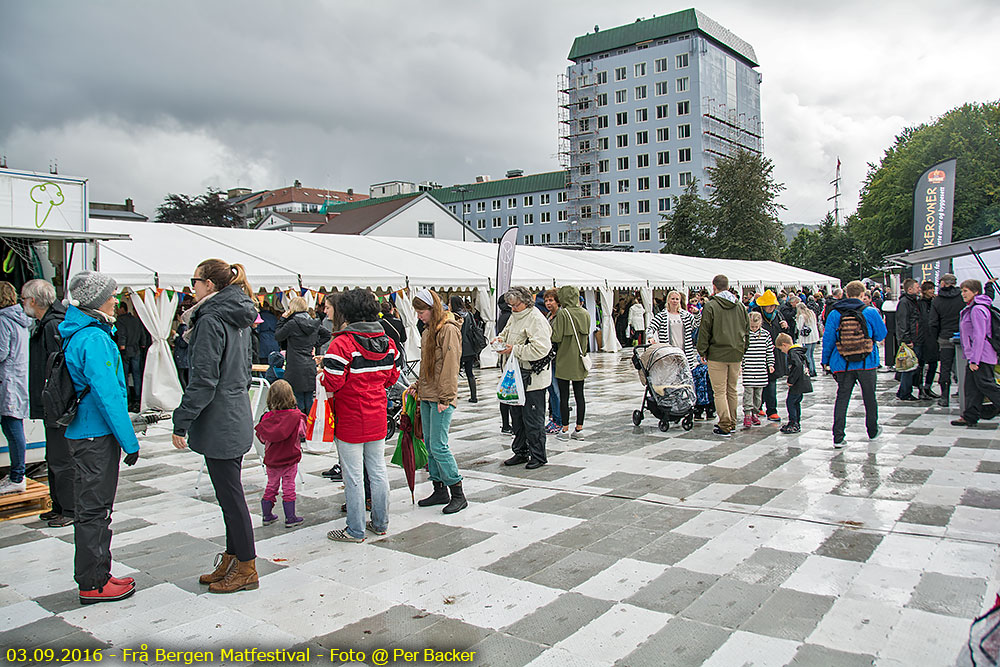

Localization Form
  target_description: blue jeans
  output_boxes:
[124,356,143,403]
[420,401,462,486]
[547,367,561,425]
[802,343,817,375]
[295,391,314,414]
[336,438,389,539]
[897,370,916,399]
[1,416,26,483]
[786,392,803,426]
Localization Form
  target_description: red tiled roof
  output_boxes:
[254,186,368,209]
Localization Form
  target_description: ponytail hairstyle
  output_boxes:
[197,259,254,298]
[285,296,308,316]
[413,289,447,372]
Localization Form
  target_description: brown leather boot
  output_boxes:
[198,552,236,585]
[208,558,259,594]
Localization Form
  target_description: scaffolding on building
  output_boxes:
[557,66,599,244]
[701,97,763,167]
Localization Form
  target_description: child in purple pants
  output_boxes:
[254,380,306,527]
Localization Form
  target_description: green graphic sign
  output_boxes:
[30,181,65,228]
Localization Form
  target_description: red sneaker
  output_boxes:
[79,578,136,605]
[767,414,781,422]
[750,413,761,426]
[109,575,135,586]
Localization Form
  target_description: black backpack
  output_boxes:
[835,307,873,363]
[978,304,1000,357]
[40,324,97,428]
[466,317,487,354]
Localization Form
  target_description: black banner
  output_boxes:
[912,158,957,282]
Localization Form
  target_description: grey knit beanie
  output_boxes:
[68,271,118,310]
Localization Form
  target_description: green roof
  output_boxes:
[568,8,758,67]
[323,171,569,213]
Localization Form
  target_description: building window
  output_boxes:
[657,150,670,165]
[493,238,501,245]
[600,227,611,244]
[541,233,551,244]
[615,89,627,104]
[658,174,671,188]
[508,197,517,208]
[616,111,628,126]
[677,100,690,116]
[636,130,649,145]
[580,184,592,198]
[637,153,649,168]
[579,118,590,133]
[558,231,568,243]
[597,93,608,106]
[616,134,628,148]
[540,211,551,222]
[658,198,671,212]
[635,85,647,100]
[617,156,629,171]
[598,137,609,150]
[656,104,669,119]
[634,62,646,77]
[679,172,693,186]
[418,222,435,238]
[678,148,692,163]
[578,74,589,87]
[638,224,651,241]
[578,99,590,111]
[619,226,631,243]
[492,199,501,210]
[558,191,568,203]
[596,71,607,84]
[599,181,610,195]
[582,230,593,244]
[476,201,486,213]
[676,53,689,68]
[524,234,534,245]
[462,203,471,214]
[615,66,626,81]
[449,205,457,214]
[677,124,691,139]
[618,202,630,216]
[492,217,501,228]
[599,204,610,217]
[558,209,568,221]
[598,159,609,173]
[638,199,650,214]
[523,195,533,206]
[637,176,650,191]
[579,140,591,153]
[580,162,592,176]
[476,219,486,230]
[676,77,689,93]
[635,107,648,123]
[654,57,668,73]
[524,213,534,225]
[508,215,517,226]
[617,179,630,193]
[598,114,609,129]
[540,193,550,205]
[657,127,670,142]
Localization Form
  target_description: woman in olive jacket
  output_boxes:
[551,286,590,438]
[275,297,331,413]
[172,259,259,594]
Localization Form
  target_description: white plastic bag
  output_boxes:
[496,355,526,406]
[303,374,336,454]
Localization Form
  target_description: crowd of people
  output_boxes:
[3,265,1000,605]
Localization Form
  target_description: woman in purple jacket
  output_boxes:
[952,279,1000,427]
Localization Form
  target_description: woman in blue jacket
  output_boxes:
[60,272,140,604]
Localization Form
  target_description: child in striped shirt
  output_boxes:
[742,311,774,428]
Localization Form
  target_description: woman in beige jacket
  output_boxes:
[411,289,467,514]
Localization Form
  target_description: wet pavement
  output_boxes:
[1,348,997,666]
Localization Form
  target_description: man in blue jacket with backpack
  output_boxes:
[822,280,888,449]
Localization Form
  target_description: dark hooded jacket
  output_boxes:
[275,312,331,393]
[895,292,922,346]
[321,321,400,443]
[28,301,66,421]
[929,285,963,341]
[256,310,280,363]
[551,285,591,381]
[750,305,791,378]
[172,285,258,458]
[696,291,750,363]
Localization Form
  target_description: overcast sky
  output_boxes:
[2,1,997,225]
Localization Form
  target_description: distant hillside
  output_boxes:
[783,223,818,244]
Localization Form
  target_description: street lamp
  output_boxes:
[453,186,469,242]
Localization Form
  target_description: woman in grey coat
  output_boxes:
[275,297,331,413]
[172,259,259,594]
[0,281,31,495]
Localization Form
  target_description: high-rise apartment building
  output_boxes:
[559,9,762,251]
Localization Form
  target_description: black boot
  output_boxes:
[923,385,940,399]
[418,481,449,507]
[938,384,950,407]
[443,482,468,514]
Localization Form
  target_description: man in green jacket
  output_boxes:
[696,274,750,436]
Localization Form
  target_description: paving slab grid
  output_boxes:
[2,349,999,667]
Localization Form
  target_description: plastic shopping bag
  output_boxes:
[895,344,918,373]
[496,355,526,406]
[303,374,336,454]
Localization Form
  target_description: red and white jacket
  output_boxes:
[321,321,400,444]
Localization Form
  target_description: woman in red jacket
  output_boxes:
[321,289,400,542]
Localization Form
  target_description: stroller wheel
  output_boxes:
[632,410,644,426]
[386,418,397,440]
[682,414,694,431]
[658,420,670,433]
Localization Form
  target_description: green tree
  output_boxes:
[855,101,1000,259]
[659,178,713,256]
[782,212,867,283]
[155,188,246,228]
[706,149,786,260]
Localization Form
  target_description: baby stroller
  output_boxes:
[386,375,410,440]
[631,343,696,432]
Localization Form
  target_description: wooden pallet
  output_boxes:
[0,479,51,521]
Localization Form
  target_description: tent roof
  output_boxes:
[884,232,1000,267]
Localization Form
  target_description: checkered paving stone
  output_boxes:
[2,348,999,666]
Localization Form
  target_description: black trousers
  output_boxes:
[461,355,477,401]
[556,378,586,427]
[46,425,75,517]
[962,363,1000,423]
[68,435,120,590]
[833,369,878,443]
[763,380,778,415]
[205,457,256,562]
[511,389,547,463]
[500,403,511,430]
[938,340,956,390]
